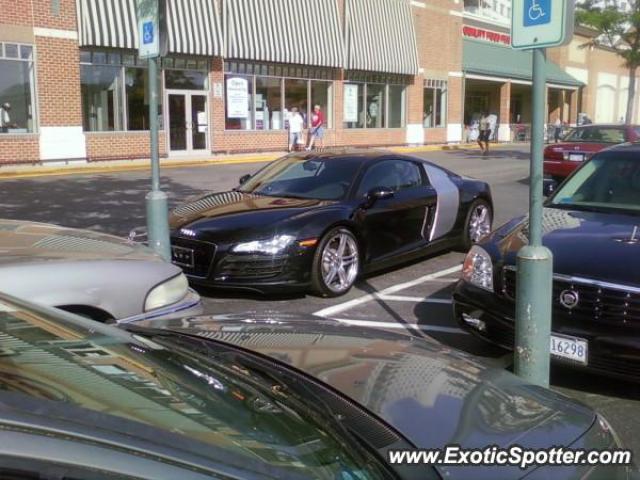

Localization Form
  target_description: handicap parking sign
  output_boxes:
[524,0,551,27]
[512,0,573,49]
[143,21,154,45]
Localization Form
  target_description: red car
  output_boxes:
[543,124,640,181]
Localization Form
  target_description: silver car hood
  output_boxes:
[0,219,161,264]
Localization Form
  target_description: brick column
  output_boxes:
[36,35,86,161]
[332,69,344,148]
[210,57,225,152]
[569,89,579,125]
[498,81,511,142]
[447,75,463,143]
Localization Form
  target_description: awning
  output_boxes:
[166,0,223,56]
[77,0,224,57]
[463,39,583,87]
[76,0,138,49]
[345,0,419,75]
[225,0,343,68]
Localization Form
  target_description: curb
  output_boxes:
[0,142,522,180]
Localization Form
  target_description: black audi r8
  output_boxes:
[168,149,493,296]
[454,143,640,381]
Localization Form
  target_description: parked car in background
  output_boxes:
[163,150,493,297]
[0,219,201,323]
[543,124,640,181]
[455,143,640,381]
[0,293,632,479]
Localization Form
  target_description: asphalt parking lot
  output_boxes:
[2,144,640,458]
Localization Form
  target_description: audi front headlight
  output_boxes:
[144,274,189,311]
[232,235,295,255]
[462,245,494,291]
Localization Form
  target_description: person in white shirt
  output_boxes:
[0,103,12,133]
[288,107,304,152]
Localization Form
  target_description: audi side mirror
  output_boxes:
[239,174,251,185]
[543,178,558,197]
[363,187,394,209]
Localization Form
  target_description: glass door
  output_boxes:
[167,91,209,154]
[191,94,208,151]
[168,93,187,152]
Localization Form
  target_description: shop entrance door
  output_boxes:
[167,91,209,155]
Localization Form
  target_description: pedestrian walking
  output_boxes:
[288,107,304,152]
[477,112,491,155]
[306,105,325,151]
[554,117,562,143]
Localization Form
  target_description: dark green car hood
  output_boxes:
[145,315,595,459]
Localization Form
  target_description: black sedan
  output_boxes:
[168,149,493,296]
[0,293,632,479]
[454,143,640,381]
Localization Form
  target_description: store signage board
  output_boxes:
[137,0,160,58]
[512,0,574,49]
[226,77,249,119]
[344,84,359,123]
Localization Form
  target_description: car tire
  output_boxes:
[460,199,493,251]
[311,227,360,297]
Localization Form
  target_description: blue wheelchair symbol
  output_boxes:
[524,0,551,26]
[143,21,154,45]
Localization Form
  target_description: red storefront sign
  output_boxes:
[463,26,511,45]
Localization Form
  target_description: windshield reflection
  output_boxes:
[0,299,385,479]
[549,153,640,214]
[239,155,363,201]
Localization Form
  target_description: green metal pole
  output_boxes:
[514,48,554,387]
[145,56,171,261]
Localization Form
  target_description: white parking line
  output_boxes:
[314,264,462,318]
[333,318,469,335]
[377,295,453,304]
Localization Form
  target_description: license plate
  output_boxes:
[171,246,194,268]
[568,153,584,162]
[550,334,588,365]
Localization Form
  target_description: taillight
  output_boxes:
[544,146,564,161]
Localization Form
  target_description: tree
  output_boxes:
[576,0,640,124]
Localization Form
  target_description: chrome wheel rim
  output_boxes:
[321,232,359,294]
[468,204,491,243]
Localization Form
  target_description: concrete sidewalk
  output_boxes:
[0,142,525,179]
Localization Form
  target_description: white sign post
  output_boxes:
[511,0,574,50]
[137,0,170,261]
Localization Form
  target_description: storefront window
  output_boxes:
[165,69,208,90]
[311,81,332,129]
[126,68,148,130]
[225,75,253,130]
[224,61,335,131]
[255,77,282,130]
[0,43,36,133]
[388,85,405,128]
[81,64,123,131]
[285,79,308,126]
[82,50,215,132]
[344,74,407,129]
[366,84,385,128]
[424,80,447,128]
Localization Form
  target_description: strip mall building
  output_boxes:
[0,0,638,165]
